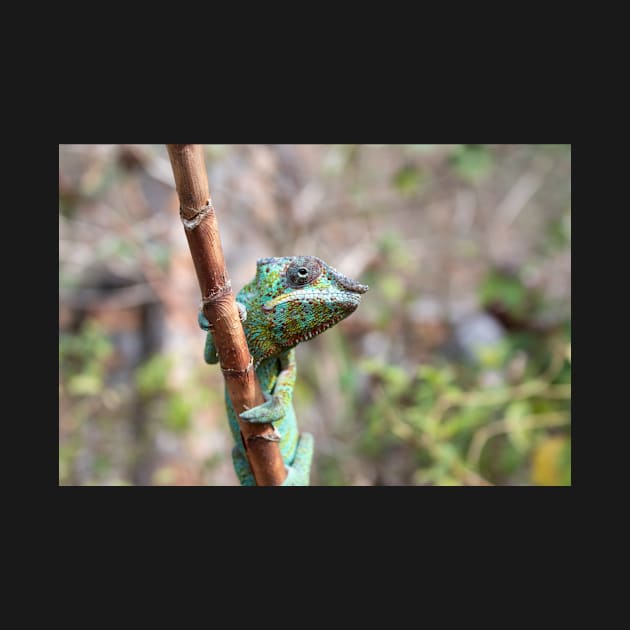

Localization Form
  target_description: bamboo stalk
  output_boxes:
[166,144,287,486]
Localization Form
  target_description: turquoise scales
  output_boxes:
[198,255,368,485]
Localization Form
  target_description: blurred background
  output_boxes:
[59,144,571,486]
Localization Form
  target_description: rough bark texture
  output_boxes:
[166,144,287,485]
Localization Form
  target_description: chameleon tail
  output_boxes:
[281,433,314,486]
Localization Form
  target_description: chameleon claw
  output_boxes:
[199,302,246,330]
[198,310,212,331]
[239,391,286,424]
[247,427,282,442]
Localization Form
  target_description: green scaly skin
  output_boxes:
[198,256,368,486]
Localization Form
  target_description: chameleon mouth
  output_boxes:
[262,289,363,312]
[261,288,362,349]
[253,307,352,368]
[291,310,350,344]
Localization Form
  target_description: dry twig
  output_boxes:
[166,144,286,485]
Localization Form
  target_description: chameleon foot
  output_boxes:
[239,391,286,424]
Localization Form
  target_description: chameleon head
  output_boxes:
[255,255,368,351]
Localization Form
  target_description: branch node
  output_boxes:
[201,281,232,304]
[180,200,214,230]
[221,356,254,378]
[248,429,282,444]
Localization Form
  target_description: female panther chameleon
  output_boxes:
[198,255,368,486]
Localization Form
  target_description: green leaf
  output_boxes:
[434,442,459,466]
[68,373,103,396]
[380,274,406,302]
[392,165,425,196]
[439,406,489,439]
[475,340,510,369]
[136,354,172,397]
[153,466,177,485]
[435,477,462,486]
[379,364,411,397]
[505,401,532,452]
[450,145,493,182]
[419,365,455,390]
[480,270,528,316]
[531,435,571,485]
[165,393,192,432]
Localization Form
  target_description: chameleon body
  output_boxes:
[198,256,368,486]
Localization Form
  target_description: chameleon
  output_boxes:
[198,255,368,486]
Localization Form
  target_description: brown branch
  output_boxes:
[166,144,287,486]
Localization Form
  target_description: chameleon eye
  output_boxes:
[287,258,322,288]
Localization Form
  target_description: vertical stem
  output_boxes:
[166,144,287,486]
